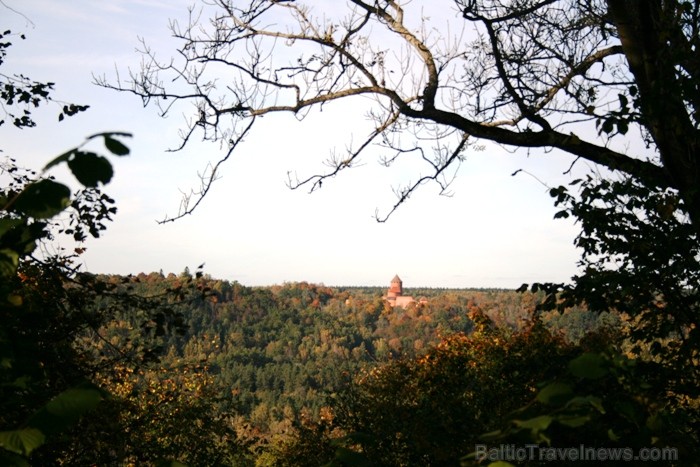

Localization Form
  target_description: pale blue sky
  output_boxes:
[2,0,584,288]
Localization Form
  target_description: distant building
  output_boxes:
[385,274,421,308]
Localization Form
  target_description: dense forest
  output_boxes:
[109,272,610,429]
[4,265,623,465]
[9,265,695,465]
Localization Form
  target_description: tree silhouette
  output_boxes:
[98,0,698,227]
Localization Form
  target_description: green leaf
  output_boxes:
[601,118,614,134]
[0,218,24,239]
[67,152,113,187]
[646,413,667,432]
[46,386,103,416]
[569,352,608,379]
[103,135,130,156]
[0,428,45,456]
[557,414,590,427]
[536,382,573,405]
[13,180,70,219]
[566,395,606,414]
[514,415,553,431]
[28,384,104,436]
[16,221,46,255]
[43,149,74,171]
[588,396,606,414]
[6,294,22,306]
[0,249,20,278]
[479,429,505,442]
[617,120,629,135]
[618,93,628,109]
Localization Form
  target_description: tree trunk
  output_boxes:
[608,0,700,230]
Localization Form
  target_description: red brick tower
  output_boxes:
[387,274,403,298]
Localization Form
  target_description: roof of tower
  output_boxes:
[391,274,402,283]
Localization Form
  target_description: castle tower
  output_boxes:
[387,274,403,298]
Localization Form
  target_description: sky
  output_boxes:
[1,0,585,288]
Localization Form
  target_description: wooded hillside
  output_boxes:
[32,271,619,465]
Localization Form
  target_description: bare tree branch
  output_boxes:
[97,0,698,223]
[159,117,256,224]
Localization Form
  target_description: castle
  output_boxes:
[385,274,420,308]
